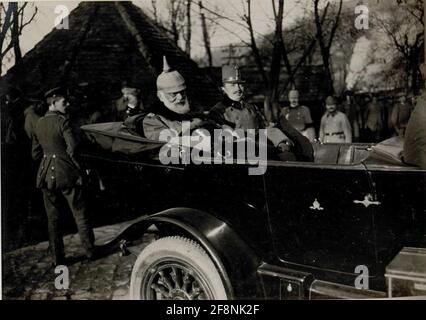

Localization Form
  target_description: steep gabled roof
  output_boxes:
[1,1,221,109]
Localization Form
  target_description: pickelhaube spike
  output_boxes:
[163,56,171,72]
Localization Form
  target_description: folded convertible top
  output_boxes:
[81,122,164,155]
[368,136,405,166]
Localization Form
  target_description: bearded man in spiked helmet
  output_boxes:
[142,56,206,141]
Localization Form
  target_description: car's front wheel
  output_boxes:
[130,236,228,300]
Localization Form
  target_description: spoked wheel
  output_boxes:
[130,236,228,300]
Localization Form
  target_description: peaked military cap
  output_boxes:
[222,64,245,84]
[44,86,68,99]
[289,89,299,99]
[326,96,337,105]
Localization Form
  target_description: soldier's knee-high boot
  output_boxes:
[63,187,95,258]
[42,190,65,265]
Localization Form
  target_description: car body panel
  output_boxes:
[80,124,426,298]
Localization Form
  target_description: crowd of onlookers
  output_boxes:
[0,84,417,152]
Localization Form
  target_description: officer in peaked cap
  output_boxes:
[210,64,263,130]
[32,86,95,266]
[140,56,206,141]
[209,64,314,161]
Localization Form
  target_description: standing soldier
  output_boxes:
[2,86,31,248]
[210,64,313,162]
[319,96,352,143]
[390,95,413,137]
[32,87,95,266]
[89,82,144,123]
[364,95,383,142]
[24,92,46,141]
[342,91,361,142]
[280,89,316,142]
[24,92,47,233]
[112,81,144,121]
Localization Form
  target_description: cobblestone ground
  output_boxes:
[2,220,156,300]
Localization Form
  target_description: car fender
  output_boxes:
[104,207,262,299]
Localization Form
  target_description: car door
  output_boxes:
[264,160,380,279]
[84,150,188,221]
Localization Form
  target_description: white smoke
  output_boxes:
[345,36,371,91]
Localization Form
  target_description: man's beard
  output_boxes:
[163,96,190,114]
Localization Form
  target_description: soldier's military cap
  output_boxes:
[326,96,337,105]
[121,79,141,95]
[44,86,67,99]
[289,89,299,99]
[122,87,140,96]
[26,90,44,103]
[222,64,245,84]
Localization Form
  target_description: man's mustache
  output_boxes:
[172,97,186,104]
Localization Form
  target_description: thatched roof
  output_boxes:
[0,1,221,109]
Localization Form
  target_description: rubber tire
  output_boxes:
[130,236,228,300]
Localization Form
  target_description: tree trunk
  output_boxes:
[171,0,180,44]
[171,19,179,44]
[424,0,426,77]
[313,0,342,95]
[151,0,158,22]
[185,0,191,56]
[11,3,22,65]
[0,3,15,75]
[246,0,269,88]
[268,0,285,103]
[199,1,212,67]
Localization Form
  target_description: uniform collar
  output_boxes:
[289,104,301,110]
[326,110,338,118]
[45,110,66,117]
[223,95,244,110]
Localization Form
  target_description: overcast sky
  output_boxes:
[2,0,350,74]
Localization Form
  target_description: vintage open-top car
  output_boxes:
[80,121,426,300]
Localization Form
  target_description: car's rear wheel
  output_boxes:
[130,236,228,300]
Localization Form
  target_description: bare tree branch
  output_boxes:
[1,3,38,74]
[19,6,37,34]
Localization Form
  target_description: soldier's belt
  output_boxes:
[325,131,344,136]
